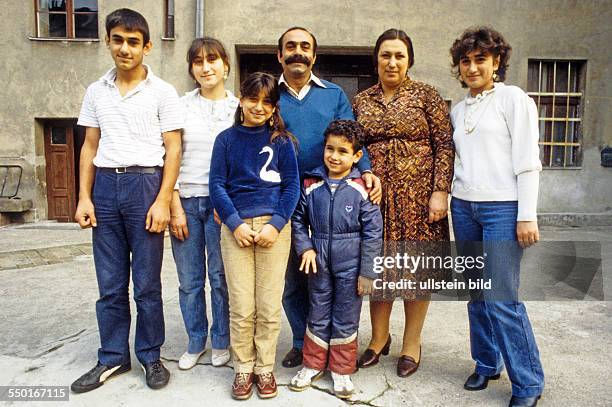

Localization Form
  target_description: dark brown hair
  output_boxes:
[235,72,297,147]
[186,37,230,83]
[373,28,415,70]
[277,27,318,55]
[450,26,512,86]
[105,8,150,44]
[324,120,364,153]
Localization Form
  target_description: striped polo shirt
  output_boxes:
[77,64,184,168]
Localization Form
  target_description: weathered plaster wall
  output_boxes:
[0,0,610,221]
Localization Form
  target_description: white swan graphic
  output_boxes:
[259,146,281,183]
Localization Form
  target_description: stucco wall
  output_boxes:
[1,0,610,221]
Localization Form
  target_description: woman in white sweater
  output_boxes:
[449,27,544,407]
[169,38,238,370]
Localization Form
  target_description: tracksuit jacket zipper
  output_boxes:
[326,178,348,269]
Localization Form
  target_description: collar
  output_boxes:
[305,165,362,181]
[366,76,412,104]
[184,88,239,106]
[465,82,503,105]
[279,72,327,89]
[101,64,154,86]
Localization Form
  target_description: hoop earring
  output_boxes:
[240,109,244,123]
[223,71,228,80]
[492,71,499,81]
[268,116,275,127]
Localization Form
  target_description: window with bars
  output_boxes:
[527,60,586,168]
[35,0,98,39]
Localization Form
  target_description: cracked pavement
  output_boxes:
[0,223,611,406]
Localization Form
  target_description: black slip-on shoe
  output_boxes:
[509,395,541,407]
[463,372,501,391]
[71,361,131,393]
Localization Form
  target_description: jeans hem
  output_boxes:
[187,338,207,354]
[475,364,504,377]
[512,386,544,398]
[211,335,230,350]
[137,353,162,365]
[99,356,131,367]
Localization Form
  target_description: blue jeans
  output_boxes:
[451,197,544,398]
[92,169,165,366]
[170,197,230,352]
[282,245,309,349]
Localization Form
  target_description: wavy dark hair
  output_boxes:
[450,26,512,86]
[324,120,364,153]
[186,37,230,84]
[373,28,415,70]
[235,72,297,147]
[105,8,150,44]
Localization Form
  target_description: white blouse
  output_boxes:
[450,83,542,221]
[176,88,239,198]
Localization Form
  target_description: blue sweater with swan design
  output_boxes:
[209,124,300,232]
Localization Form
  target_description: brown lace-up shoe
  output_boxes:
[231,372,254,400]
[255,372,278,399]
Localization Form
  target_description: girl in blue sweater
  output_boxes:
[209,72,300,400]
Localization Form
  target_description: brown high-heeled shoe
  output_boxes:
[357,335,391,368]
[397,345,421,378]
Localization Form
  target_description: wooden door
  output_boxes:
[44,123,76,222]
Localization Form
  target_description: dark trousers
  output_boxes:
[282,245,310,349]
[92,169,165,366]
[302,265,361,374]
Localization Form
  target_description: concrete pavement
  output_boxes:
[0,222,610,406]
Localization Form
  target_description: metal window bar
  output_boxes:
[527,92,583,97]
[565,62,571,165]
[551,61,556,166]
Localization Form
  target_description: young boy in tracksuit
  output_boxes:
[289,120,383,399]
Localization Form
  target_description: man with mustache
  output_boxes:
[276,27,382,368]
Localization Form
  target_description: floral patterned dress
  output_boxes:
[353,77,454,299]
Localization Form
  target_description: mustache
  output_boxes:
[284,54,311,66]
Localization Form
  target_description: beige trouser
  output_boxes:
[220,215,291,374]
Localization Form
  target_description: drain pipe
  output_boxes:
[166,0,175,38]
[195,0,204,38]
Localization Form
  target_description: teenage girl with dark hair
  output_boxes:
[170,37,237,371]
[449,26,544,407]
[209,72,300,400]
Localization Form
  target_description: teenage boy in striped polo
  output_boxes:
[71,9,183,393]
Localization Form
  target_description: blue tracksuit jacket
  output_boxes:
[291,165,383,374]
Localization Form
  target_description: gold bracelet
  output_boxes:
[171,212,185,218]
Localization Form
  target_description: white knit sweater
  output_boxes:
[450,83,542,221]
[176,88,239,197]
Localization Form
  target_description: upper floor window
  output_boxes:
[527,60,587,168]
[36,0,98,39]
